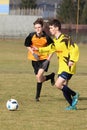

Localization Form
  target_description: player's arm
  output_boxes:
[39,43,55,54]
[39,33,55,54]
[69,43,79,62]
[26,46,33,54]
[24,33,39,60]
[32,43,55,54]
[24,33,34,53]
[47,53,54,61]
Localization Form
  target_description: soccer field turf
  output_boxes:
[0,39,87,130]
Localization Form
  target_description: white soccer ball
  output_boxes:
[6,99,19,111]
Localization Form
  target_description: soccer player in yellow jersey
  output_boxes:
[37,19,79,110]
[24,18,55,102]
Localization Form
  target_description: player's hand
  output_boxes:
[33,53,39,60]
[68,61,74,66]
[32,46,38,51]
[42,60,50,70]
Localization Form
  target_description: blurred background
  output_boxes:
[0,0,87,43]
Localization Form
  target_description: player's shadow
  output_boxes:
[79,97,87,101]
[42,95,87,110]
[78,97,87,110]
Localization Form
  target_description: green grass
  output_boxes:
[0,39,87,130]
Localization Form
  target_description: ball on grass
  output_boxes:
[6,99,19,111]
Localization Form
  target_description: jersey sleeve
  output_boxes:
[24,33,34,47]
[39,43,55,54]
[46,35,54,45]
[69,43,79,62]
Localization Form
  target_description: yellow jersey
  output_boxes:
[39,34,79,74]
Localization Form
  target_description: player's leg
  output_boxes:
[55,72,78,110]
[36,59,55,84]
[37,68,55,85]
[62,74,79,107]
[36,68,45,82]
[55,76,73,106]
[62,83,79,110]
[35,59,55,101]
[31,61,42,101]
[41,59,55,85]
[32,60,55,101]
[55,77,77,110]
[35,81,42,102]
[35,69,44,101]
[35,68,55,101]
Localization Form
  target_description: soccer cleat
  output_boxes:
[51,73,55,86]
[36,98,40,102]
[65,105,77,110]
[72,92,80,106]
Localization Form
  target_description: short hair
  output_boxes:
[33,18,44,27]
[49,19,61,30]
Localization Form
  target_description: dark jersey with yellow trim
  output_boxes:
[24,31,53,61]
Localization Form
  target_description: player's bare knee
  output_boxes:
[36,74,42,82]
[36,75,39,80]
[55,83,61,89]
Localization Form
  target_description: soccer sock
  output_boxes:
[62,85,72,105]
[36,82,42,99]
[66,86,76,96]
[45,73,54,81]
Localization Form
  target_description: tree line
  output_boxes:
[20,0,87,24]
[57,0,87,24]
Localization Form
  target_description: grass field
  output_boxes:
[0,39,87,130]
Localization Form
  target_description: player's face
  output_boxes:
[49,25,58,36]
[34,24,43,35]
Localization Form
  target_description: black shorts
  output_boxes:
[58,71,73,80]
[32,60,49,75]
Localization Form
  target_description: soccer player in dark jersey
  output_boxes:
[24,18,55,102]
[36,19,79,110]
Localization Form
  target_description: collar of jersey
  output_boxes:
[35,31,45,38]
